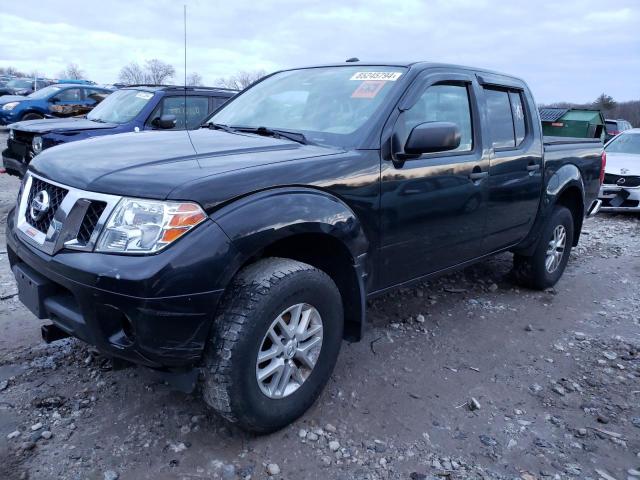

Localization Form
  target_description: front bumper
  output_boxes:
[6,208,239,368]
[0,111,19,125]
[598,184,640,212]
[3,151,27,177]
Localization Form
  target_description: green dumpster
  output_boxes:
[539,108,605,141]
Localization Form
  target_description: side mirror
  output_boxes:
[153,114,177,129]
[404,121,461,155]
[48,97,59,104]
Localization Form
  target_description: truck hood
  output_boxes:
[9,117,117,133]
[605,152,640,176]
[30,128,341,200]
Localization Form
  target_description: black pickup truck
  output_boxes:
[6,62,604,433]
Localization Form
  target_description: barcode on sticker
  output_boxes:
[350,72,402,81]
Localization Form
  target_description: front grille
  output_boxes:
[24,178,68,234]
[604,173,640,188]
[14,130,34,144]
[77,201,107,244]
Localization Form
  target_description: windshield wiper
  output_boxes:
[233,126,309,145]
[205,122,236,134]
[91,118,106,123]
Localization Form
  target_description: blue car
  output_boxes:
[3,85,236,177]
[0,83,113,125]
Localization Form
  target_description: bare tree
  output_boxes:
[186,72,203,86]
[118,59,175,85]
[215,69,267,90]
[0,66,26,77]
[58,63,85,80]
[118,62,147,84]
[145,59,175,85]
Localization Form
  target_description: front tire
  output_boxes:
[202,258,343,433]
[512,205,574,290]
[20,112,44,121]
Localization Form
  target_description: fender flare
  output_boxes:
[210,186,370,339]
[515,164,585,255]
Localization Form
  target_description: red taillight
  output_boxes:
[599,151,607,185]
[609,130,620,135]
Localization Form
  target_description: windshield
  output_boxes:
[87,89,154,124]
[6,79,32,89]
[27,85,62,99]
[209,66,407,147]
[605,121,619,133]
[606,132,640,155]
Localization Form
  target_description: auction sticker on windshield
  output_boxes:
[135,92,154,100]
[350,72,402,81]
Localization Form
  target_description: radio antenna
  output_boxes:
[184,4,187,90]
[184,4,195,149]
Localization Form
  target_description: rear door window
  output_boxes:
[484,89,515,149]
[509,91,526,146]
[484,87,528,149]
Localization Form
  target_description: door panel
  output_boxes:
[481,87,543,250]
[49,88,85,117]
[378,74,489,289]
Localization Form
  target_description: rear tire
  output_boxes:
[202,257,343,433]
[512,205,574,290]
[20,112,43,121]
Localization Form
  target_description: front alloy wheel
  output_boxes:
[256,303,323,399]
[202,257,343,433]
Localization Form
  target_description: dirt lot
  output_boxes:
[0,131,639,480]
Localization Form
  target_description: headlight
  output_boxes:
[2,102,19,111]
[96,198,207,254]
[32,136,43,154]
[8,129,14,140]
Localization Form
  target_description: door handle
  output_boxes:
[526,163,540,172]
[468,171,488,181]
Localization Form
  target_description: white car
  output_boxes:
[599,128,640,212]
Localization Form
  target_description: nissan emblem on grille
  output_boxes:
[29,190,50,222]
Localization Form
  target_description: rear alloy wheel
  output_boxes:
[512,205,574,290]
[202,258,343,433]
[544,224,567,274]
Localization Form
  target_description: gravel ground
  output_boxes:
[0,131,639,480]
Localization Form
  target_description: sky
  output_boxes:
[0,0,638,104]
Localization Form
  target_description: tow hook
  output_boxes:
[587,199,602,217]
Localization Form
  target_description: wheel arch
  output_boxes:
[211,187,370,341]
[514,164,586,255]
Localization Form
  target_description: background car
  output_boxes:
[0,77,52,96]
[2,85,236,176]
[0,83,113,125]
[604,118,633,143]
[0,75,14,88]
[599,128,640,212]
